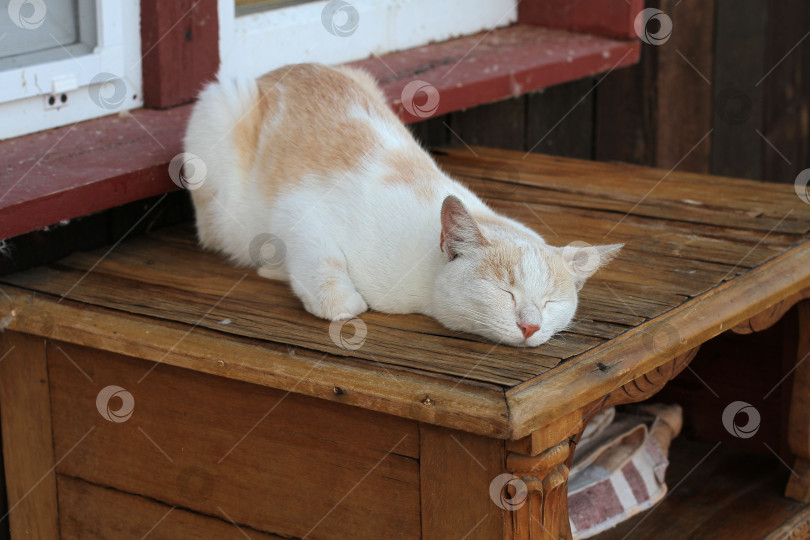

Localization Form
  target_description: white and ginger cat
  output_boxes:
[184,63,621,347]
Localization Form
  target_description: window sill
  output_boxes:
[0,24,639,241]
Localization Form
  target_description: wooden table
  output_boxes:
[1,147,809,539]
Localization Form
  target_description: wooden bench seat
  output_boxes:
[1,147,809,538]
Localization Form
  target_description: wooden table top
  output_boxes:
[2,147,809,439]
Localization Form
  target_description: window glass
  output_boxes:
[0,0,96,71]
[236,0,318,16]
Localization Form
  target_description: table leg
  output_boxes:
[504,440,573,539]
[500,346,702,539]
[786,300,810,502]
[0,331,60,537]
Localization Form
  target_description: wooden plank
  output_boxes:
[765,507,810,540]
[786,300,810,501]
[58,475,284,539]
[407,116,451,149]
[0,287,512,438]
[487,201,782,273]
[3,265,560,385]
[507,241,810,439]
[518,0,643,40]
[594,11,658,167]
[49,342,421,539]
[350,25,640,123]
[711,0,768,179]
[419,425,504,539]
[0,332,59,538]
[46,218,750,360]
[448,97,526,151]
[763,0,810,184]
[52,237,549,356]
[0,106,188,241]
[654,0,715,174]
[593,0,714,175]
[524,78,595,159]
[0,212,107,277]
[436,147,810,234]
[140,0,219,109]
[0,445,8,540]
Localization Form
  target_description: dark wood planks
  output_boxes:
[448,97,526,151]
[524,77,595,160]
[593,1,658,168]
[654,0,715,174]
[711,0,769,180]
[763,0,810,184]
[786,300,810,501]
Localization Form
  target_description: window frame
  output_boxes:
[217,0,518,80]
[0,0,143,141]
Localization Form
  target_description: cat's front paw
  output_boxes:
[324,290,369,321]
[303,288,368,321]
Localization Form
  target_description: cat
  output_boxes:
[184,63,622,347]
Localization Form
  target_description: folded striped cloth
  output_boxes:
[568,404,683,539]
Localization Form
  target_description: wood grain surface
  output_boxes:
[2,148,808,439]
[0,332,59,538]
[58,475,285,539]
[49,341,420,539]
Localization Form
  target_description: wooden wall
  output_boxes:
[410,0,810,184]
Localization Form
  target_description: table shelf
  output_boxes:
[594,437,810,539]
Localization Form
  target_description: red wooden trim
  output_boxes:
[140,0,219,109]
[350,25,639,124]
[518,0,644,41]
[0,25,639,240]
[0,107,188,240]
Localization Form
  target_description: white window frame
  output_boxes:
[0,0,143,141]
[217,0,518,80]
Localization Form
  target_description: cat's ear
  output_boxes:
[440,195,487,261]
[560,243,623,290]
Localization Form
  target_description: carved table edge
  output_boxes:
[731,287,810,335]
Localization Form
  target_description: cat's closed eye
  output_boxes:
[498,287,516,305]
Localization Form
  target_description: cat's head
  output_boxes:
[432,196,622,347]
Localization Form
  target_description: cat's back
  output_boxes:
[186,62,402,186]
[185,63,450,264]
[249,63,412,189]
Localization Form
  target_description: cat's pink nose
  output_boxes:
[518,322,540,340]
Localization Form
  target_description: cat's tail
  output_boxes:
[184,76,259,162]
[184,76,260,252]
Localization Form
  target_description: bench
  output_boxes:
[1,146,809,538]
